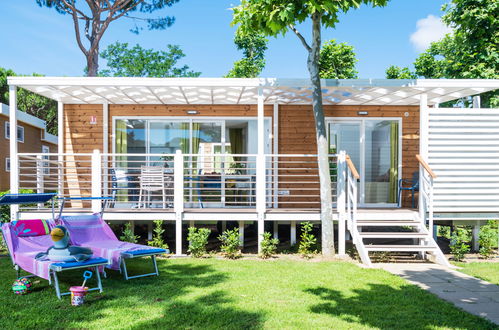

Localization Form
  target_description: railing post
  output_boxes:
[256,153,266,253]
[91,149,102,214]
[336,151,346,256]
[174,150,184,255]
[9,86,19,220]
[36,155,44,209]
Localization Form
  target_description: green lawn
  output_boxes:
[454,262,499,285]
[0,257,496,329]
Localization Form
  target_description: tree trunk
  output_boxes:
[86,47,99,77]
[307,13,335,256]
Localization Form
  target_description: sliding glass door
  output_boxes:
[328,118,401,207]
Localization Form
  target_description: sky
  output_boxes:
[0,0,451,79]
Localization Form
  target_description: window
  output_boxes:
[5,122,25,142]
[5,158,10,172]
[42,145,50,175]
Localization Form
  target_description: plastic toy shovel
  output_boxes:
[81,271,93,287]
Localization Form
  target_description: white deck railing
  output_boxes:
[16,151,340,212]
[417,154,436,239]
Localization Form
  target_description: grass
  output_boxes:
[0,257,496,329]
[454,261,499,285]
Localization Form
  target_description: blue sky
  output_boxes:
[0,0,449,78]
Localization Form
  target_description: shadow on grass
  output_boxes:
[305,284,496,329]
[0,258,263,328]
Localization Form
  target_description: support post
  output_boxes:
[221,221,226,233]
[9,85,19,220]
[174,150,184,255]
[189,220,195,228]
[272,103,279,209]
[91,149,102,213]
[36,155,44,209]
[256,87,266,253]
[290,221,297,246]
[419,94,428,224]
[273,222,278,240]
[238,221,244,247]
[472,223,480,252]
[147,221,153,241]
[102,102,109,198]
[336,151,346,256]
[57,101,64,198]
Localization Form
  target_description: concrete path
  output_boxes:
[375,263,499,325]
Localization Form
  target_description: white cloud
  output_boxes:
[410,15,452,52]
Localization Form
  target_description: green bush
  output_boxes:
[187,227,211,258]
[120,222,139,243]
[479,221,498,259]
[218,228,241,259]
[147,220,169,251]
[0,189,34,223]
[260,232,279,259]
[450,227,470,262]
[298,222,317,258]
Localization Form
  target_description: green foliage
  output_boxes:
[299,222,317,258]
[319,39,358,79]
[0,68,57,135]
[218,228,241,259]
[120,222,139,243]
[226,33,268,78]
[450,227,470,262]
[478,221,498,259]
[414,0,498,107]
[437,225,451,240]
[0,189,35,223]
[99,42,200,78]
[260,232,279,259]
[187,227,211,258]
[148,220,169,250]
[385,65,418,79]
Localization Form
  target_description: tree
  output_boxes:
[0,68,57,135]
[226,32,268,78]
[232,0,390,256]
[36,0,179,76]
[414,0,498,107]
[99,42,201,77]
[319,39,358,79]
[385,65,417,79]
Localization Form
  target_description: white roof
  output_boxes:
[0,103,58,145]
[7,77,499,106]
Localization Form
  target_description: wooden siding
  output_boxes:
[63,104,419,209]
[0,114,57,191]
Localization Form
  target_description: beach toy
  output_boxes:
[12,277,33,295]
[70,271,92,306]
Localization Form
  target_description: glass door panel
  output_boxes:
[149,121,189,166]
[364,120,399,204]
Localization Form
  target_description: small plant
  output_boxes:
[298,222,317,258]
[479,221,498,259]
[120,222,139,243]
[148,220,169,251]
[260,232,279,259]
[450,227,470,262]
[188,227,211,258]
[218,228,241,259]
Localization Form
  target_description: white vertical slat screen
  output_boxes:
[427,108,499,213]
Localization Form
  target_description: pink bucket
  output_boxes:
[70,286,88,306]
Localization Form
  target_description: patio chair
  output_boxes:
[0,193,108,299]
[58,204,168,280]
[138,166,172,208]
[398,171,419,208]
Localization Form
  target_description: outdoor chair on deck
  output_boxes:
[398,171,419,208]
[138,166,172,208]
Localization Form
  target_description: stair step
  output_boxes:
[359,232,428,238]
[357,220,421,227]
[365,244,437,252]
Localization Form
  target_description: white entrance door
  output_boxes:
[328,118,401,207]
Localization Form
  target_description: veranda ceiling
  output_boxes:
[8,77,499,106]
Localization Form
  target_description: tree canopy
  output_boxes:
[0,67,57,135]
[319,39,358,79]
[99,42,200,77]
[385,65,417,79]
[36,0,180,76]
[226,33,268,78]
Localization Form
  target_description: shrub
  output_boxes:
[188,227,211,258]
[120,222,139,243]
[450,227,470,262]
[260,232,279,259]
[0,189,34,223]
[298,222,317,258]
[148,220,169,251]
[218,228,241,259]
[479,221,498,259]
